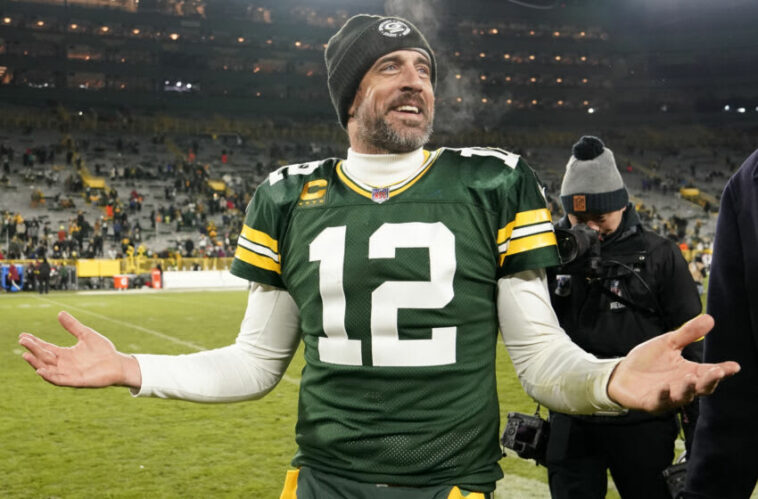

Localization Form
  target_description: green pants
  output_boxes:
[280,467,492,499]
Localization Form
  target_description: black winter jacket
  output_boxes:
[548,204,702,425]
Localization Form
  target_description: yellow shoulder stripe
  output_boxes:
[242,225,278,253]
[499,232,558,266]
[234,245,281,274]
[497,208,552,244]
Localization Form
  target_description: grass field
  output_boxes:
[2,288,690,498]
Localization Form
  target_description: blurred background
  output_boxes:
[0,0,755,289]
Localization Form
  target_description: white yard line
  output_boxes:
[148,293,245,314]
[35,295,208,351]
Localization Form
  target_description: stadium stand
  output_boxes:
[1,0,757,291]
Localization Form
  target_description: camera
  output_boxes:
[501,411,550,466]
[662,460,687,498]
[554,223,602,276]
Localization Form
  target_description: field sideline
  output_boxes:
[1,288,701,498]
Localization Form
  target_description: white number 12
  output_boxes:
[309,222,457,367]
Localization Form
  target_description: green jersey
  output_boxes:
[230,147,559,490]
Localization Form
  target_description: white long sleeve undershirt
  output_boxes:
[133,149,624,414]
[134,272,623,414]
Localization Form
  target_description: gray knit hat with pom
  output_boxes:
[560,136,628,214]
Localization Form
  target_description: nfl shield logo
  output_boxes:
[371,187,390,204]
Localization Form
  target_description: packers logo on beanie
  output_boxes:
[560,136,629,214]
[324,14,437,128]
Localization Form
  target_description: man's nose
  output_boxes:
[399,65,425,91]
[586,221,600,232]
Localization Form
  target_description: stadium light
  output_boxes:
[737,107,746,113]
[588,107,596,114]
[2,17,11,24]
[724,105,730,111]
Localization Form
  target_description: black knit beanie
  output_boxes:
[560,136,629,214]
[325,14,437,128]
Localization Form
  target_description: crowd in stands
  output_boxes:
[1,118,756,292]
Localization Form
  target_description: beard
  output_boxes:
[354,101,434,154]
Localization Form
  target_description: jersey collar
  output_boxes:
[337,148,440,201]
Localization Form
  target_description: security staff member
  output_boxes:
[546,136,703,499]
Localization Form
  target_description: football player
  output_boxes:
[19,15,739,499]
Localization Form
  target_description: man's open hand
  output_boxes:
[19,311,141,388]
[608,314,740,412]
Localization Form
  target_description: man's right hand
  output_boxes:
[19,311,141,389]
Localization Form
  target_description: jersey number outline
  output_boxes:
[309,222,457,367]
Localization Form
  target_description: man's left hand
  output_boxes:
[608,314,740,412]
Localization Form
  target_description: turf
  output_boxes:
[2,289,687,498]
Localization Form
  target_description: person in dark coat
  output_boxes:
[547,137,703,499]
[38,257,51,294]
[684,149,758,498]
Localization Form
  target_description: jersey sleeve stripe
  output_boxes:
[499,232,558,265]
[237,237,280,263]
[496,208,552,244]
[497,221,555,253]
[241,225,279,253]
[234,245,282,274]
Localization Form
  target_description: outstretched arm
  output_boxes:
[499,270,740,414]
[607,314,740,412]
[19,283,302,402]
[19,311,141,388]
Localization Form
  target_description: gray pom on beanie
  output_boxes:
[560,136,629,214]
[324,14,437,128]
